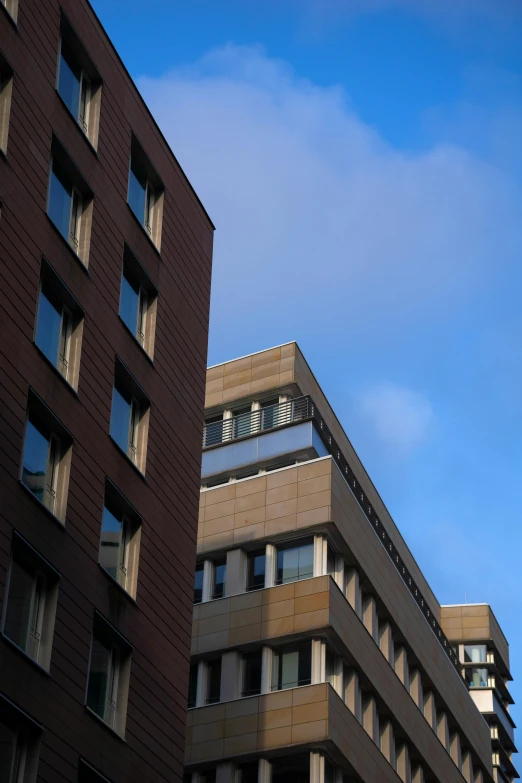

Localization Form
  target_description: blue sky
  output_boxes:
[93,0,522,734]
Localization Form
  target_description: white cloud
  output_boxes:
[357,383,434,454]
[138,45,521,355]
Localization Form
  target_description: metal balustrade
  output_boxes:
[202,393,462,675]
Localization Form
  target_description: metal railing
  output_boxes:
[203,396,312,448]
[202,392,462,675]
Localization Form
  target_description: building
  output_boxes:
[185,343,517,783]
[0,0,213,780]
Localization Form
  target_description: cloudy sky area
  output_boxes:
[94,0,522,727]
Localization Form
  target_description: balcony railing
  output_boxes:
[202,394,462,676]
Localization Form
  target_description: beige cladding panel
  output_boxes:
[440,605,510,671]
[204,343,297,408]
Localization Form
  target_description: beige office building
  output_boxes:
[184,343,517,783]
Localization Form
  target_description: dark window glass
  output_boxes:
[110,383,133,454]
[22,417,53,507]
[325,647,335,687]
[86,636,118,726]
[273,642,311,691]
[0,722,24,783]
[242,650,262,697]
[326,545,336,576]
[276,539,314,585]
[204,413,224,447]
[212,559,226,599]
[246,549,266,591]
[58,41,81,117]
[325,760,334,783]
[4,560,35,652]
[194,562,204,604]
[78,759,114,783]
[99,500,127,584]
[200,771,217,783]
[232,406,252,438]
[238,762,258,783]
[120,270,140,338]
[35,285,62,368]
[48,158,73,241]
[128,162,146,223]
[206,659,221,704]
[188,663,198,709]
[272,754,310,783]
[260,397,280,430]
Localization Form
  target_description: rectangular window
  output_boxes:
[272,754,310,783]
[275,539,314,585]
[86,614,131,736]
[57,17,102,148]
[78,758,114,782]
[238,762,258,783]
[272,641,312,691]
[2,534,59,671]
[0,695,41,783]
[260,397,280,430]
[128,135,164,249]
[325,647,335,687]
[211,559,226,600]
[464,644,487,663]
[206,659,221,704]
[35,260,83,388]
[0,53,13,155]
[200,771,216,783]
[47,137,93,264]
[187,663,198,709]
[21,393,72,522]
[467,668,489,688]
[194,562,204,604]
[242,650,262,697]
[232,406,252,439]
[99,481,141,598]
[110,360,150,474]
[119,245,158,357]
[203,414,224,447]
[246,549,266,591]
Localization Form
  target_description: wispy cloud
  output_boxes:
[357,383,434,455]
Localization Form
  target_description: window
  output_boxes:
[246,549,266,591]
[119,245,158,357]
[242,650,262,697]
[260,398,280,430]
[0,0,18,23]
[57,18,102,148]
[35,260,84,388]
[211,559,226,600]
[467,668,490,688]
[206,659,221,705]
[464,644,487,663]
[275,539,314,585]
[21,393,72,522]
[238,762,258,783]
[199,771,216,783]
[272,754,310,783]
[86,613,131,736]
[99,481,141,598]
[78,758,113,783]
[232,406,252,439]
[0,697,41,783]
[272,641,312,691]
[325,647,336,688]
[128,135,164,249]
[204,414,224,447]
[0,53,13,155]
[194,563,204,604]
[110,360,150,473]
[187,663,198,709]
[47,137,93,264]
[326,545,336,577]
[2,534,59,670]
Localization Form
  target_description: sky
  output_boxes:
[93,0,522,736]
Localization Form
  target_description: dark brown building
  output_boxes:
[0,0,214,781]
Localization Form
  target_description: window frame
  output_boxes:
[127,134,164,251]
[98,480,141,599]
[110,359,151,474]
[275,537,315,586]
[211,558,226,600]
[119,244,158,358]
[271,641,312,692]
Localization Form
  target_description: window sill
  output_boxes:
[119,317,154,366]
[109,436,147,482]
[33,343,79,397]
[18,480,66,529]
[0,3,17,28]
[46,215,90,276]
[84,706,126,742]
[127,204,161,258]
[55,91,99,157]
[98,563,138,606]
[1,634,51,677]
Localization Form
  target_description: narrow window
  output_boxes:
[86,614,131,737]
[0,695,42,783]
[110,360,150,474]
[21,395,72,522]
[47,138,93,265]
[194,562,204,604]
[242,650,262,697]
[56,17,102,148]
[99,481,141,598]
[325,647,336,687]
[232,406,252,439]
[275,539,314,585]
[260,398,280,430]
[35,260,84,388]
[119,245,158,357]
[187,663,198,709]
[211,559,226,600]
[2,534,59,671]
[272,641,312,691]
[238,762,259,783]
[272,754,310,783]
[203,414,224,447]
[199,771,217,783]
[206,659,221,704]
[128,135,164,250]
[0,53,13,155]
[246,549,266,591]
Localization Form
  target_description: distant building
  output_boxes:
[0,0,213,780]
[185,343,517,783]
